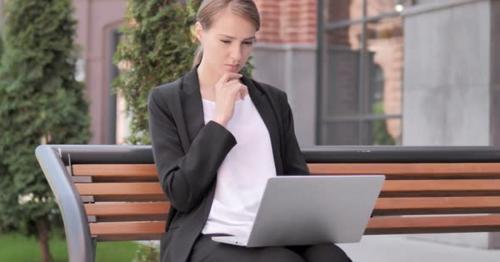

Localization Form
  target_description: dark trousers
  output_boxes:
[189,234,352,262]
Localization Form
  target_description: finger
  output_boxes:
[218,80,241,93]
[224,79,241,87]
[227,82,246,94]
[226,72,242,81]
[217,72,242,86]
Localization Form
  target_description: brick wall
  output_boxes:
[255,0,317,44]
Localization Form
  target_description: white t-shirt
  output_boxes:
[201,94,276,237]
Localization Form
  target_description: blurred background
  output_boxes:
[56,0,499,149]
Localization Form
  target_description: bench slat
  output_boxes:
[75,182,164,197]
[85,202,170,216]
[84,196,500,219]
[381,179,500,196]
[309,163,500,174]
[74,180,500,198]
[366,215,500,234]
[83,195,167,202]
[374,196,500,215]
[309,163,500,178]
[84,196,500,217]
[88,215,500,240]
[72,164,157,177]
[90,221,165,240]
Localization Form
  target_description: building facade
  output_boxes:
[72,0,127,144]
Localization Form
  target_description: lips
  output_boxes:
[225,64,239,72]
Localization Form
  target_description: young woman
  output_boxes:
[148,1,352,261]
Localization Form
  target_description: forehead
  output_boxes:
[208,7,257,39]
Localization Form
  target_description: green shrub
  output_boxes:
[0,1,90,261]
[113,0,201,144]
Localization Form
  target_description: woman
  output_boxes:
[148,0,352,261]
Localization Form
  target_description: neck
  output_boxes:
[197,61,220,90]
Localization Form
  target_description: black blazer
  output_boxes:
[148,68,309,262]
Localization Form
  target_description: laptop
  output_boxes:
[211,175,385,247]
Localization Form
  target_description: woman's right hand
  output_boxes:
[213,72,248,127]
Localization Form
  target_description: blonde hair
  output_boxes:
[192,0,260,68]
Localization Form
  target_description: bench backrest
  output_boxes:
[36,145,500,262]
[73,162,500,241]
[310,162,500,234]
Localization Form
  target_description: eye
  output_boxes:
[243,41,254,46]
[220,40,231,44]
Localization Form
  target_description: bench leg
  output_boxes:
[91,238,97,262]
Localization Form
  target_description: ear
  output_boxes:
[195,22,204,43]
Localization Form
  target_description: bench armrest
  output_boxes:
[36,145,94,262]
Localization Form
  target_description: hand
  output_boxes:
[213,72,248,127]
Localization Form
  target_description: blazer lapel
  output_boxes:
[244,77,284,175]
[179,68,205,145]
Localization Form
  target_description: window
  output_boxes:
[317,0,412,145]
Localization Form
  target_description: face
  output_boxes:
[196,6,257,76]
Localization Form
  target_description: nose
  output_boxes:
[229,43,242,63]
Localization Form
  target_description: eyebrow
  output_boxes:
[217,34,256,41]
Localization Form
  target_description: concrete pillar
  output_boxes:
[489,0,500,249]
[252,44,317,147]
[403,0,491,146]
[403,0,499,248]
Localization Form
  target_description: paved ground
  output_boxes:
[142,235,500,261]
[338,235,500,262]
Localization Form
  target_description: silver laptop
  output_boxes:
[211,175,385,247]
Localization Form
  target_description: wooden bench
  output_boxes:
[36,145,500,262]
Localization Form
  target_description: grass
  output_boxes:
[0,232,140,262]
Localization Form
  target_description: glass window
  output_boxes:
[318,0,407,145]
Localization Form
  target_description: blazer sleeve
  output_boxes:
[282,93,310,175]
[148,88,236,213]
